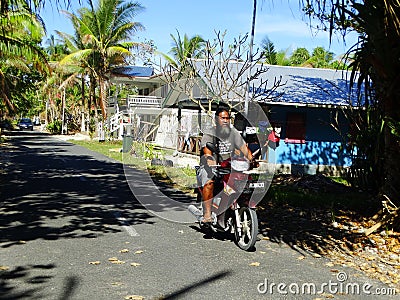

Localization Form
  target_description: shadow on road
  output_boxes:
[0,131,156,248]
[161,270,232,299]
[0,263,56,299]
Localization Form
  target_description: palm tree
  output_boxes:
[45,34,69,61]
[260,36,277,65]
[289,47,310,66]
[56,10,95,123]
[59,0,145,120]
[307,46,334,68]
[161,31,205,69]
[275,49,291,66]
[0,0,48,114]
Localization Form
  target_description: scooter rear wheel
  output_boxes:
[234,207,258,251]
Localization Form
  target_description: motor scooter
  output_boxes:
[188,143,264,251]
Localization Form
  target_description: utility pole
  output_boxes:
[244,0,257,117]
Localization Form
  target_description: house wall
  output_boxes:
[268,106,352,175]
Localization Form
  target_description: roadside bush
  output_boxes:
[47,120,62,134]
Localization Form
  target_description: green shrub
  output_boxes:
[47,120,62,134]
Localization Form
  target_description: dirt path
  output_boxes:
[257,174,400,290]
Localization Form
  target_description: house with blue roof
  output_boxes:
[108,65,167,140]
[247,64,359,175]
[108,63,359,175]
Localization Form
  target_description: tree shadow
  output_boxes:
[257,174,378,257]
[0,132,195,248]
[0,131,201,298]
[1,135,149,247]
[161,270,232,299]
[59,276,79,300]
[0,264,56,299]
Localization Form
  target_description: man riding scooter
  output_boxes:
[196,106,255,226]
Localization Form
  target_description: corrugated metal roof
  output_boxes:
[188,60,363,107]
[111,66,154,77]
[254,65,360,106]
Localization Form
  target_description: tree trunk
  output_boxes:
[382,95,400,204]
[98,76,107,120]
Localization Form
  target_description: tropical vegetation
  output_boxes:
[58,0,145,120]
[1,0,399,208]
[0,0,48,116]
[297,0,400,231]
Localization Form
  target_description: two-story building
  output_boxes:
[108,63,360,175]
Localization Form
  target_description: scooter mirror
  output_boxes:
[206,142,218,153]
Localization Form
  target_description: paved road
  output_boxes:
[0,131,397,300]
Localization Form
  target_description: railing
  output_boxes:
[178,134,202,155]
[127,95,162,109]
[108,111,125,134]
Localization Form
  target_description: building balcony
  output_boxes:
[127,95,163,109]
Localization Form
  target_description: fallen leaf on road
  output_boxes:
[178,230,184,234]
[111,282,123,286]
[108,257,125,264]
[134,250,144,254]
[111,260,125,264]
[249,262,260,267]
[119,249,129,253]
[89,261,101,265]
[0,266,10,271]
[297,256,305,260]
[130,262,141,267]
[124,295,144,300]
[18,240,26,244]
[325,262,334,267]
[259,251,266,254]
[320,293,334,299]
[330,269,339,273]
[262,236,270,240]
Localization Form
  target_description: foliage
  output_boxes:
[306,46,334,68]
[160,31,205,69]
[131,38,157,66]
[88,115,96,138]
[143,143,164,160]
[1,66,45,117]
[260,35,277,65]
[301,0,400,205]
[45,34,69,61]
[58,0,146,120]
[0,0,49,115]
[158,31,285,115]
[276,49,291,66]
[289,47,310,66]
[47,119,62,133]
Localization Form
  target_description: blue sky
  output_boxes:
[42,0,358,60]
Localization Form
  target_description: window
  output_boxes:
[285,113,306,143]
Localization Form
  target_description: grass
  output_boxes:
[72,139,124,161]
[69,139,197,194]
[69,139,371,212]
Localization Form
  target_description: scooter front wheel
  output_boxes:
[234,207,258,251]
